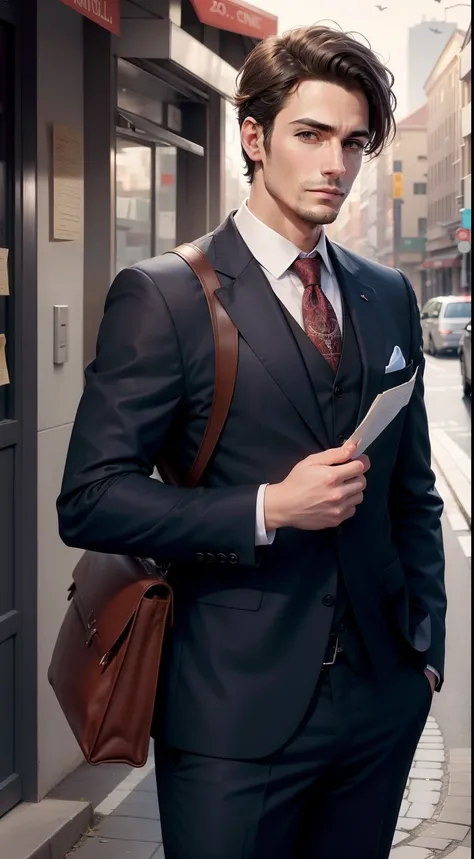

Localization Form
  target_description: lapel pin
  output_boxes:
[360,294,369,302]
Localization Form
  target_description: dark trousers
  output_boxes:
[155,656,432,859]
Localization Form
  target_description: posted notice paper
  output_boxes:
[348,369,418,456]
[0,333,10,387]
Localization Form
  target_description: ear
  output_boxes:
[241,117,265,168]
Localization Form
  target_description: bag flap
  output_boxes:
[71,552,172,657]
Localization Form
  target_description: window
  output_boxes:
[444,300,472,319]
[418,218,427,237]
[116,139,152,273]
[414,183,427,195]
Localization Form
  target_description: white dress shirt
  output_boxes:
[232,202,439,686]
[233,201,342,547]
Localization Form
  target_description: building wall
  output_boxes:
[36,0,85,798]
[408,19,457,114]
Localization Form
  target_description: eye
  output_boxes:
[296,130,320,141]
[344,140,366,152]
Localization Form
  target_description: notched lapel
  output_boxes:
[210,219,331,449]
[329,244,387,427]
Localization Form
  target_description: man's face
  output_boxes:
[244,79,370,226]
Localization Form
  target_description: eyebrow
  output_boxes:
[290,118,371,139]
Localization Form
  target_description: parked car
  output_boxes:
[421,295,472,355]
[459,320,471,396]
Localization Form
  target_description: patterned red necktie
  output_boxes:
[291,256,342,373]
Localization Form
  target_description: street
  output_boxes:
[424,352,471,753]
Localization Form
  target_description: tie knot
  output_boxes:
[291,255,321,289]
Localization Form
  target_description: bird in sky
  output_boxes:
[430,27,443,33]
[375,4,388,9]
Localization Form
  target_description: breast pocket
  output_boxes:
[382,360,414,392]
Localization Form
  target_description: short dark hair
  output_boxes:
[234,25,397,182]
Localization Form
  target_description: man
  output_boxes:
[57,25,446,859]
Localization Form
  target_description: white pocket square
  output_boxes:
[385,345,406,374]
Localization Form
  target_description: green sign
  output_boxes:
[401,237,426,253]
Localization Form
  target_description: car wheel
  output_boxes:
[429,335,438,357]
[461,355,471,396]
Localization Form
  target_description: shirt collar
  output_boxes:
[233,200,333,280]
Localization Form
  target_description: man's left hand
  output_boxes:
[424,668,437,695]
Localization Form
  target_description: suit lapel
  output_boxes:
[208,216,331,449]
[328,243,387,427]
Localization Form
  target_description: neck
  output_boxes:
[247,183,323,254]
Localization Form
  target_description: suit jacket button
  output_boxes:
[205,553,216,564]
[216,553,227,564]
[196,553,205,563]
[334,386,343,398]
[228,553,239,565]
[322,594,335,607]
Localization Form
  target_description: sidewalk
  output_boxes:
[62,724,470,859]
[430,428,471,530]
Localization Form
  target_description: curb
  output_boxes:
[430,429,471,530]
[0,798,93,859]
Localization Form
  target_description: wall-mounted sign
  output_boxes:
[0,248,9,297]
[58,0,120,36]
[190,0,277,40]
[53,124,84,242]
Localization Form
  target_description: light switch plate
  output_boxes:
[53,305,69,364]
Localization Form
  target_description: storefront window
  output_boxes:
[116,139,152,273]
[155,145,177,255]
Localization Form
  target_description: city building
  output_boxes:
[0,0,276,824]
[382,105,429,305]
[424,29,465,297]
[325,174,362,255]
[408,17,457,115]
[459,23,471,292]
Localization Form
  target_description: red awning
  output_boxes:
[421,256,462,270]
[190,0,277,40]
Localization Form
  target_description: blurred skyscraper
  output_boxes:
[408,18,458,114]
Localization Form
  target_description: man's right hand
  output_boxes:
[264,443,370,531]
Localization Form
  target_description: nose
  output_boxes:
[320,140,346,178]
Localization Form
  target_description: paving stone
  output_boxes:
[407,790,440,804]
[414,761,444,769]
[114,790,160,820]
[416,743,444,749]
[439,804,471,825]
[406,802,436,818]
[389,846,433,857]
[69,838,160,859]
[399,800,410,816]
[447,849,472,859]
[392,830,409,845]
[95,815,162,842]
[409,779,442,789]
[449,782,472,796]
[409,836,452,849]
[423,822,470,840]
[409,768,443,780]
[414,749,445,762]
[397,818,422,831]
[449,771,472,782]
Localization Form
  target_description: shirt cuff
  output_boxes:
[255,484,276,546]
[426,665,441,685]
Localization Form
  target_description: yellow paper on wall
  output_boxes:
[0,333,10,386]
[0,248,9,296]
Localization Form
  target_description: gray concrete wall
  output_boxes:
[36,0,85,799]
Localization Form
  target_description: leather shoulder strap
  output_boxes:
[166,243,238,488]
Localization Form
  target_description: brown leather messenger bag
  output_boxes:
[48,244,238,767]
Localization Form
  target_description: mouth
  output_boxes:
[309,188,344,198]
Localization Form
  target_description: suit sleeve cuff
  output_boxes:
[255,484,276,546]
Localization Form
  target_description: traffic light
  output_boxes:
[392,172,404,199]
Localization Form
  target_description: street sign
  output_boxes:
[457,241,471,254]
[392,172,404,199]
[456,227,470,243]
[461,208,471,230]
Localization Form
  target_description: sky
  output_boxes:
[252,0,472,118]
